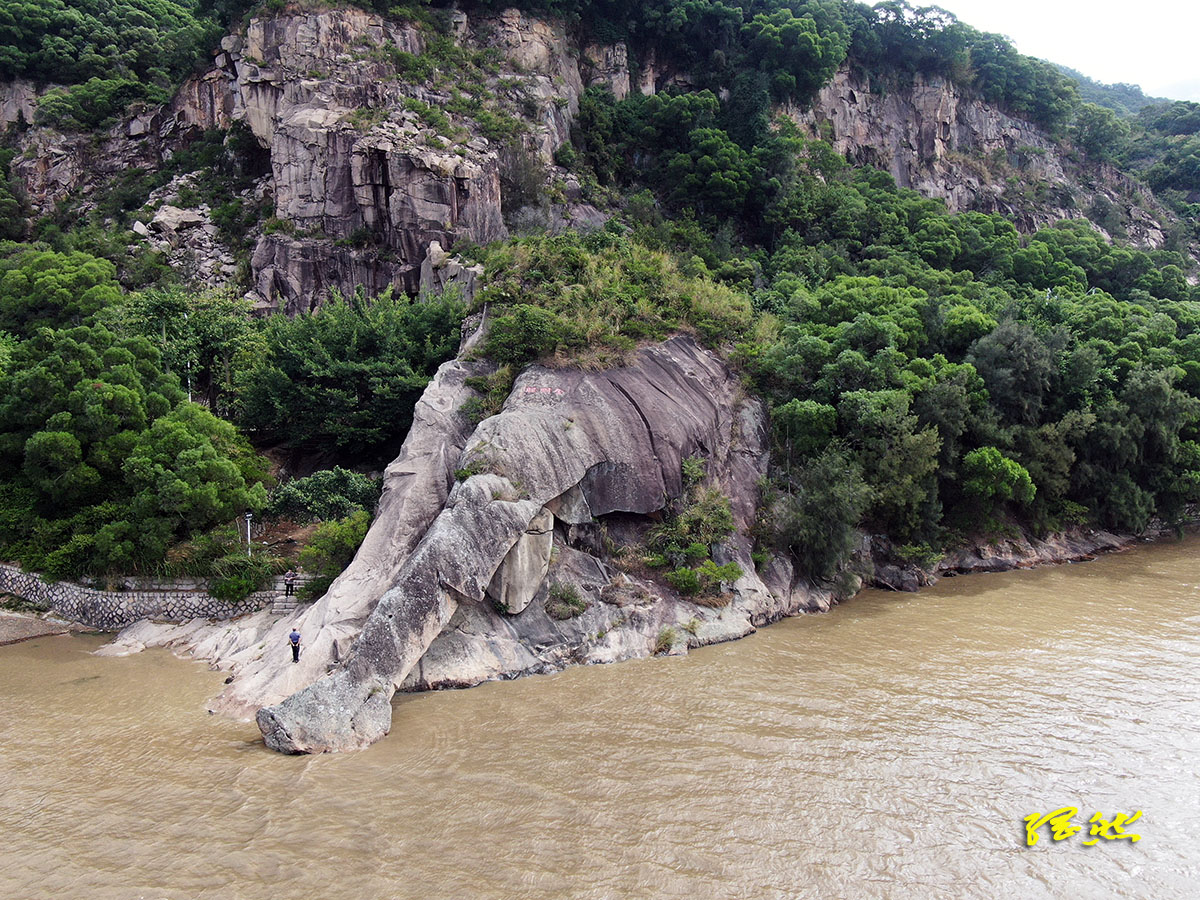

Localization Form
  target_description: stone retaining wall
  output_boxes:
[0,563,275,631]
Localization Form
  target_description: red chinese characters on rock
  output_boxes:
[522,384,566,397]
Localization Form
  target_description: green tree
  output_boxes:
[837,389,941,537]
[1073,102,1131,162]
[265,467,381,522]
[961,446,1036,510]
[741,4,849,98]
[0,324,268,576]
[0,244,123,337]
[298,508,372,598]
[774,445,870,579]
[236,291,464,461]
[104,285,261,409]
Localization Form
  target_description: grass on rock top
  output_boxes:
[475,230,752,369]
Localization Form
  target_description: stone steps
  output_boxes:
[271,594,299,615]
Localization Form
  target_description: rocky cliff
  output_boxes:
[4,8,627,311]
[790,70,1168,249]
[101,320,1160,753]
[3,8,1182,313]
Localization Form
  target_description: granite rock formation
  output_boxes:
[3,9,1184,312]
[254,335,830,753]
[106,335,835,750]
[790,69,1168,249]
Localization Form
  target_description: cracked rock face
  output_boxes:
[4,8,607,308]
[486,507,555,615]
[789,69,1169,248]
[6,11,1188,309]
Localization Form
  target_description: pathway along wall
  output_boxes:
[0,563,273,631]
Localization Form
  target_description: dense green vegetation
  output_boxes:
[476,229,751,367]
[0,0,220,85]
[1,0,224,130]
[646,459,743,604]
[297,508,372,598]
[0,245,454,580]
[1123,102,1200,238]
[0,319,269,578]
[236,290,464,461]
[533,95,1200,571]
[265,467,380,522]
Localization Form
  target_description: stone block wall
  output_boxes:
[0,563,274,631]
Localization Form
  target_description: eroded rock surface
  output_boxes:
[6,11,1187,308]
[4,8,639,308]
[255,336,832,753]
[789,69,1169,248]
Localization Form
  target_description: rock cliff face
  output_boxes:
[789,70,1167,248]
[5,9,629,310]
[5,9,1182,311]
[254,334,834,753]
[0,79,47,126]
[204,10,511,308]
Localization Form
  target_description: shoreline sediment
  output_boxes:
[0,610,93,646]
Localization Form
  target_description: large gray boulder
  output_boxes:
[205,331,491,719]
[256,336,780,752]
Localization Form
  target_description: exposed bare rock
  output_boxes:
[254,336,833,753]
[862,527,1136,594]
[212,350,491,717]
[8,10,1184,307]
[937,529,1130,575]
[789,69,1169,248]
[418,240,484,301]
[0,611,83,646]
[0,79,49,126]
[251,235,409,313]
[10,119,162,212]
[486,506,555,615]
[105,334,839,741]
[107,316,493,720]
[170,65,238,133]
[221,7,612,305]
[581,42,631,100]
[151,204,206,233]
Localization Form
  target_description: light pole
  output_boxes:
[245,511,253,558]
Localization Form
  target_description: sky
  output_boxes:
[886,0,1200,102]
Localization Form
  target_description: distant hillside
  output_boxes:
[1055,65,1165,119]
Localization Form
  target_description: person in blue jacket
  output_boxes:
[288,627,301,663]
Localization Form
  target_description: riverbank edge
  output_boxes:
[0,608,97,646]
[400,519,1200,692]
[6,518,1195,711]
[0,563,283,631]
[867,514,1200,595]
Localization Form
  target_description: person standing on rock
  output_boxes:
[284,568,297,597]
[288,627,301,663]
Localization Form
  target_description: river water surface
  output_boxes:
[2,536,1199,899]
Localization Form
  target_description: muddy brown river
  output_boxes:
[2,536,1199,898]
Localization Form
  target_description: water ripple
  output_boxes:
[2,536,1199,898]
